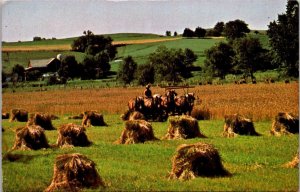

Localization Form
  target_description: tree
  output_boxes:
[149,46,194,82]
[232,37,267,80]
[80,55,98,80]
[117,56,137,85]
[58,55,80,79]
[174,31,178,37]
[72,30,117,60]
[194,27,206,38]
[80,52,111,80]
[33,36,42,41]
[173,48,192,78]
[224,19,250,40]
[267,0,299,77]
[166,31,171,36]
[95,52,111,76]
[184,48,198,68]
[12,64,25,81]
[213,21,224,36]
[204,42,235,79]
[182,28,195,38]
[137,63,155,86]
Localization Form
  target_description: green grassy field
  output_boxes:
[2,115,298,191]
[116,38,224,67]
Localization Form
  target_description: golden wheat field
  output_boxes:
[2,82,299,121]
[2,44,72,52]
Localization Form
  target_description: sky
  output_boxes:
[2,0,287,42]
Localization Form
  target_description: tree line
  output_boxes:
[204,0,298,80]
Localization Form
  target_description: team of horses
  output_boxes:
[128,89,196,121]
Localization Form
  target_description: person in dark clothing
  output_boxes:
[144,84,152,98]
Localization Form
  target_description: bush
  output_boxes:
[26,70,42,81]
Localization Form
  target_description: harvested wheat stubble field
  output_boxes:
[2,82,299,191]
[2,82,298,121]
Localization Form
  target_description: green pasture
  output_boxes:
[116,38,224,67]
[248,32,270,49]
[2,115,298,191]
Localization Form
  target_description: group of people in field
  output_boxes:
[128,84,196,121]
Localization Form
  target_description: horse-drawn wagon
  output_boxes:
[125,85,197,122]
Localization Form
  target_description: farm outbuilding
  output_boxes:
[26,58,61,73]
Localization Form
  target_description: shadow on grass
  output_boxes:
[2,153,36,163]
[2,145,61,163]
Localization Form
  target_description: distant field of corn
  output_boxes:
[2,82,298,121]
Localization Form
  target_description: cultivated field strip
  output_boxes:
[2,83,298,121]
[2,44,72,52]
[2,38,181,52]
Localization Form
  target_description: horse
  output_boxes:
[152,94,167,121]
[128,96,144,112]
[158,90,177,116]
[174,93,196,115]
[141,94,166,121]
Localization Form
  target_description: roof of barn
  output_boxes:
[28,58,57,68]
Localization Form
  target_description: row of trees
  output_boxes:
[165,31,178,37]
[33,36,56,41]
[182,27,207,38]
[182,19,250,40]
[204,0,298,79]
[204,38,271,81]
[117,46,197,85]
